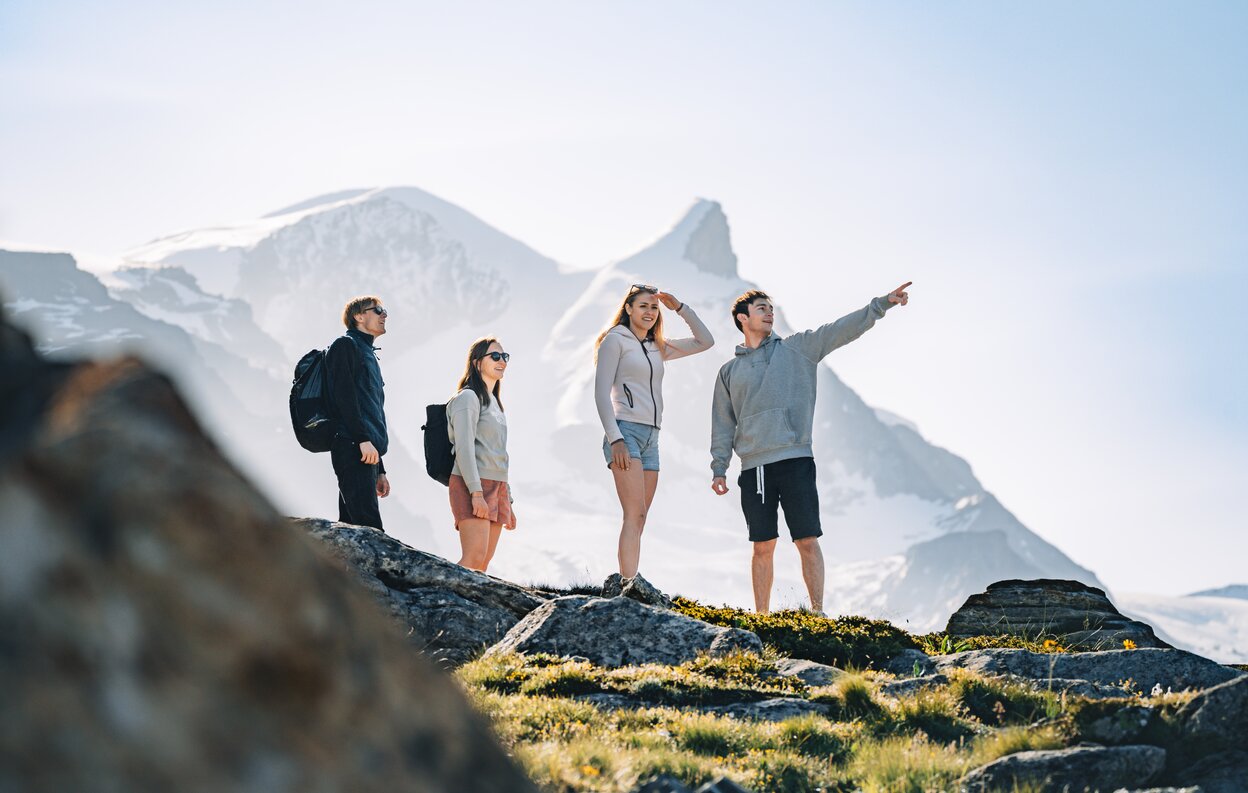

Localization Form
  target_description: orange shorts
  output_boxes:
[449,475,515,530]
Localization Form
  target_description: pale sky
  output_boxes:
[2,1,1245,595]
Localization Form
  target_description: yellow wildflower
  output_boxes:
[1122,639,1137,650]
[580,765,601,777]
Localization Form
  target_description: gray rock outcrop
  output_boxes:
[932,648,1239,696]
[602,572,674,608]
[296,517,547,665]
[705,698,829,722]
[487,595,762,667]
[0,307,536,792]
[960,745,1165,793]
[946,579,1169,650]
[1168,675,1248,791]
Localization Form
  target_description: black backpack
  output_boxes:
[422,402,454,485]
[290,348,336,452]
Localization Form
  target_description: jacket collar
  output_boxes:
[734,332,778,356]
[347,327,376,347]
[610,324,652,345]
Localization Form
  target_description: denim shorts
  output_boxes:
[602,420,661,471]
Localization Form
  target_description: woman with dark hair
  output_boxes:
[593,284,714,586]
[447,336,516,572]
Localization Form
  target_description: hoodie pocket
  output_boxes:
[621,383,635,409]
[737,408,796,451]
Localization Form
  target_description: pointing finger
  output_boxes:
[895,281,913,293]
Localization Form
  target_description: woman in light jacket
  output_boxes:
[594,284,714,584]
[448,336,516,572]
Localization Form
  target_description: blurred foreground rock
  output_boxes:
[946,578,1169,649]
[0,307,536,792]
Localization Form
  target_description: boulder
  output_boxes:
[0,309,536,792]
[773,657,844,687]
[487,595,762,667]
[884,648,936,677]
[932,648,1239,696]
[946,579,1169,650]
[1168,675,1248,788]
[296,517,547,665]
[960,745,1166,793]
[877,674,950,698]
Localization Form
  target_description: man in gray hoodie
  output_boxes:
[710,282,911,614]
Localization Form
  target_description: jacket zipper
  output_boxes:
[634,336,657,426]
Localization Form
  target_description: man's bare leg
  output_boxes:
[795,537,825,613]
[751,539,777,613]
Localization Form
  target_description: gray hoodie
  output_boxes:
[710,297,895,476]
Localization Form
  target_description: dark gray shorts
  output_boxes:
[738,457,821,543]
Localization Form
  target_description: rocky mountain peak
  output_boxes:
[682,200,739,278]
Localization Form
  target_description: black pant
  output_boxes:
[331,438,383,531]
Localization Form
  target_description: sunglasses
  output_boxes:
[480,351,511,362]
[363,306,388,317]
[630,283,658,293]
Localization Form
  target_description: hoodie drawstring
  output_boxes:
[756,463,765,504]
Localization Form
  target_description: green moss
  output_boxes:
[672,597,919,668]
[915,632,1068,655]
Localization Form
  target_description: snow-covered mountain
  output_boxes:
[535,199,1102,621]
[1187,584,1248,601]
[0,248,434,547]
[1118,592,1248,664]
[0,186,1181,641]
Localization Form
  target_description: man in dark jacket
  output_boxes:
[326,295,391,530]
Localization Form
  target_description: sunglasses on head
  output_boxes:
[363,306,388,317]
[481,351,510,362]
[630,283,658,293]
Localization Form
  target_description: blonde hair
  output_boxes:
[593,286,667,363]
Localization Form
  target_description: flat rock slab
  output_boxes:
[297,517,547,665]
[487,595,762,667]
[933,648,1240,694]
[960,745,1165,793]
[705,697,830,722]
[773,658,845,686]
[946,578,1168,650]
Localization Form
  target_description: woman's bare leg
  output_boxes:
[612,460,647,578]
[457,517,492,571]
[481,521,505,572]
